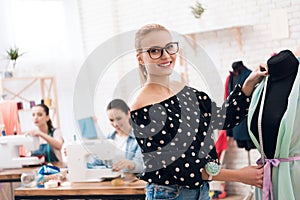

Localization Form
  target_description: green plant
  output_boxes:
[190,1,205,19]
[6,47,24,68]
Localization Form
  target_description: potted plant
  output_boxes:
[5,47,24,77]
[190,1,205,19]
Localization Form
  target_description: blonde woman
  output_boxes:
[130,24,266,200]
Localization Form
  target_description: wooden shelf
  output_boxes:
[184,24,253,50]
[0,76,60,129]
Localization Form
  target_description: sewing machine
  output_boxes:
[67,139,122,182]
[0,135,45,169]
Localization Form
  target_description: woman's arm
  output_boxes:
[41,129,64,150]
[208,64,268,131]
[29,129,64,150]
[111,150,143,173]
[202,165,264,188]
[127,146,144,173]
[111,139,144,173]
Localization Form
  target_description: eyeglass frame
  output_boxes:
[138,42,179,60]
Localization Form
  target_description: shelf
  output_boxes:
[0,76,60,129]
[184,23,253,50]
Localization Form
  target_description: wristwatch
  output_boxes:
[204,162,220,181]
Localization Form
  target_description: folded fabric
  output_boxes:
[38,165,60,175]
[78,117,98,139]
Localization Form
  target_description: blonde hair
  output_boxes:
[135,24,171,84]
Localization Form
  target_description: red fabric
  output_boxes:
[215,130,228,159]
[224,74,230,100]
[0,100,25,156]
[0,101,22,135]
[215,74,231,160]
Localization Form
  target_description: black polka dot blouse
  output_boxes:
[130,84,250,189]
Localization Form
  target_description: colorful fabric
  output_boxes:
[0,101,21,135]
[0,100,24,156]
[257,156,300,200]
[78,117,98,139]
[215,130,228,159]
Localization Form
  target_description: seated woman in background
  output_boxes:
[26,104,64,163]
[88,99,144,173]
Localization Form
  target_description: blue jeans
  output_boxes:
[145,182,210,200]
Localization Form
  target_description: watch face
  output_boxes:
[205,162,220,176]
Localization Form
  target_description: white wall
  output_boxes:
[77,0,300,136]
[0,0,85,143]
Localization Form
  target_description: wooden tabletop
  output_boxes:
[14,173,146,199]
[0,167,37,182]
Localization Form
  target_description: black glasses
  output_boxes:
[139,42,179,60]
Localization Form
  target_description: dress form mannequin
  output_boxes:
[248,49,300,200]
[250,50,299,158]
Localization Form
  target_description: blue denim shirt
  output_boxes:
[88,129,144,173]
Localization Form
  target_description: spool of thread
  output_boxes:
[43,98,52,108]
[29,100,36,108]
[17,102,23,110]
[44,181,59,188]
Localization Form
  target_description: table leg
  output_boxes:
[10,182,14,200]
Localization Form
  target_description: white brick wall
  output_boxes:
[77,0,300,194]
[78,0,300,71]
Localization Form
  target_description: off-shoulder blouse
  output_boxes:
[130,84,250,188]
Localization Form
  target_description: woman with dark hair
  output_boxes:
[88,99,143,173]
[26,104,64,162]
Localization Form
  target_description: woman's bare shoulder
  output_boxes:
[170,81,186,93]
[131,81,186,111]
[130,87,153,111]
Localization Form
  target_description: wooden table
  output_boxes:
[14,174,146,200]
[0,166,38,200]
[0,163,64,200]
[0,167,38,183]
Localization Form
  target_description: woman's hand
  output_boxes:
[112,159,135,171]
[242,64,268,96]
[26,130,41,137]
[202,164,264,188]
[238,164,264,188]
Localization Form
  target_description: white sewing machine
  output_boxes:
[67,139,122,182]
[0,135,45,169]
